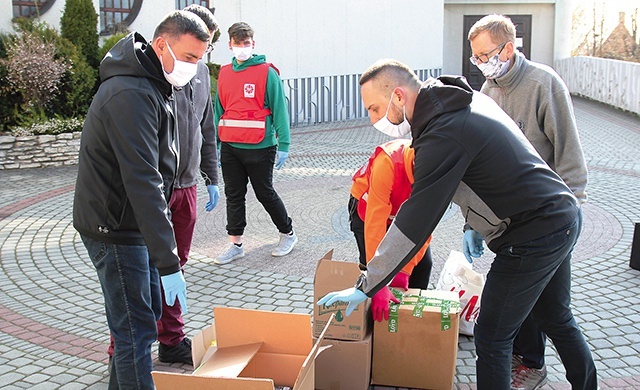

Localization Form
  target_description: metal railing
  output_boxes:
[283,68,442,128]
[555,56,640,116]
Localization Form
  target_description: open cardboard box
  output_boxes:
[372,289,461,390]
[314,250,371,341]
[152,307,333,389]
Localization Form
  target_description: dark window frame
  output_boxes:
[99,0,143,36]
[175,0,209,10]
[12,0,55,18]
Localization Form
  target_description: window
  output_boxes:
[176,0,209,10]
[100,0,142,35]
[12,0,54,18]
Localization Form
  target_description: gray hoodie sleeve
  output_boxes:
[197,65,219,186]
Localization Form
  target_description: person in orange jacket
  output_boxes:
[348,138,433,322]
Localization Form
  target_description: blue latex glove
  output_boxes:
[275,150,288,170]
[205,184,219,211]
[317,287,368,317]
[462,229,484,263]
[160,271,188,314]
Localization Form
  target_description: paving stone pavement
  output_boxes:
[0,96,639,389]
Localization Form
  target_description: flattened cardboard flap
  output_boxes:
[214,307,312,355]
[192,322,216,369]
[293,313,334,390]
[196,342,263,378]
[152,371,275,389]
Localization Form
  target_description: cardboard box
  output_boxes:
[372,289,461,390]
[314,331,372,390]
[314,250,371,341]
[152,307,333,390]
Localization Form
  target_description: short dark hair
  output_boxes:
[153,10,210,42]
[359,59,421,95]
[228,22,254,42]
[183,4,218,34]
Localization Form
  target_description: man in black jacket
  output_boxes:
[73,10,210,389]
[318,59,597,390]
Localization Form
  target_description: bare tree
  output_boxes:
[632,8,639,58]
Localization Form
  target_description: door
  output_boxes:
[462,15,532,90]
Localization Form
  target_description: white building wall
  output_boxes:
[128,3,176,41]
[37,0,66,32]
[443,2,555,76]
[209,0,444,79]
[0,1,13,35]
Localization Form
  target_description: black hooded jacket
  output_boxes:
[360,76,579,296]
[73,32,181,276]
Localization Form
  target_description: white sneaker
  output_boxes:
[271,231,298,257]
[215,243,244,264]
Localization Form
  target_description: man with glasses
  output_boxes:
[467,14,589,390]
[155,3,220,366]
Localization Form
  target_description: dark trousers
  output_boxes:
[513,315,546,368]
[220,143,292,236]
[513,208,585,370]
[474,210,597,390]
[348,196,432,288]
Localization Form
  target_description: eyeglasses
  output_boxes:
[469,42,507,65]
[205,43,215,55]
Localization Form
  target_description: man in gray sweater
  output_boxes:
[156,4,220,365]
[467,14,588,390]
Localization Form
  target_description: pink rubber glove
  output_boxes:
[389,271,410,290]
[371,286,401,322]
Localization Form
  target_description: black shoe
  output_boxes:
[158,337,193,365]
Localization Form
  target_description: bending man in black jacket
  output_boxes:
[73,10,210,389]
[318,59,597,390]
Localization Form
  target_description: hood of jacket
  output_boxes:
[100,32,172,96]
[410,75,474,139]
[231,54,267,71]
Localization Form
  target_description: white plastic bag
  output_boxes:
[436,251,485,336]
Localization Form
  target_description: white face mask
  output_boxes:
[161,40,198,87]
[373,92,411,137]
[232,46,253,61]
[476,54,510,79]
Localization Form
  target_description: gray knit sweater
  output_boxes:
[481,51,588,203]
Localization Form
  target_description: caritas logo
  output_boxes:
[244,83,256,98]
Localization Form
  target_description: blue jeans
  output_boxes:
[474,210,597,389]
[81,235,162,390]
